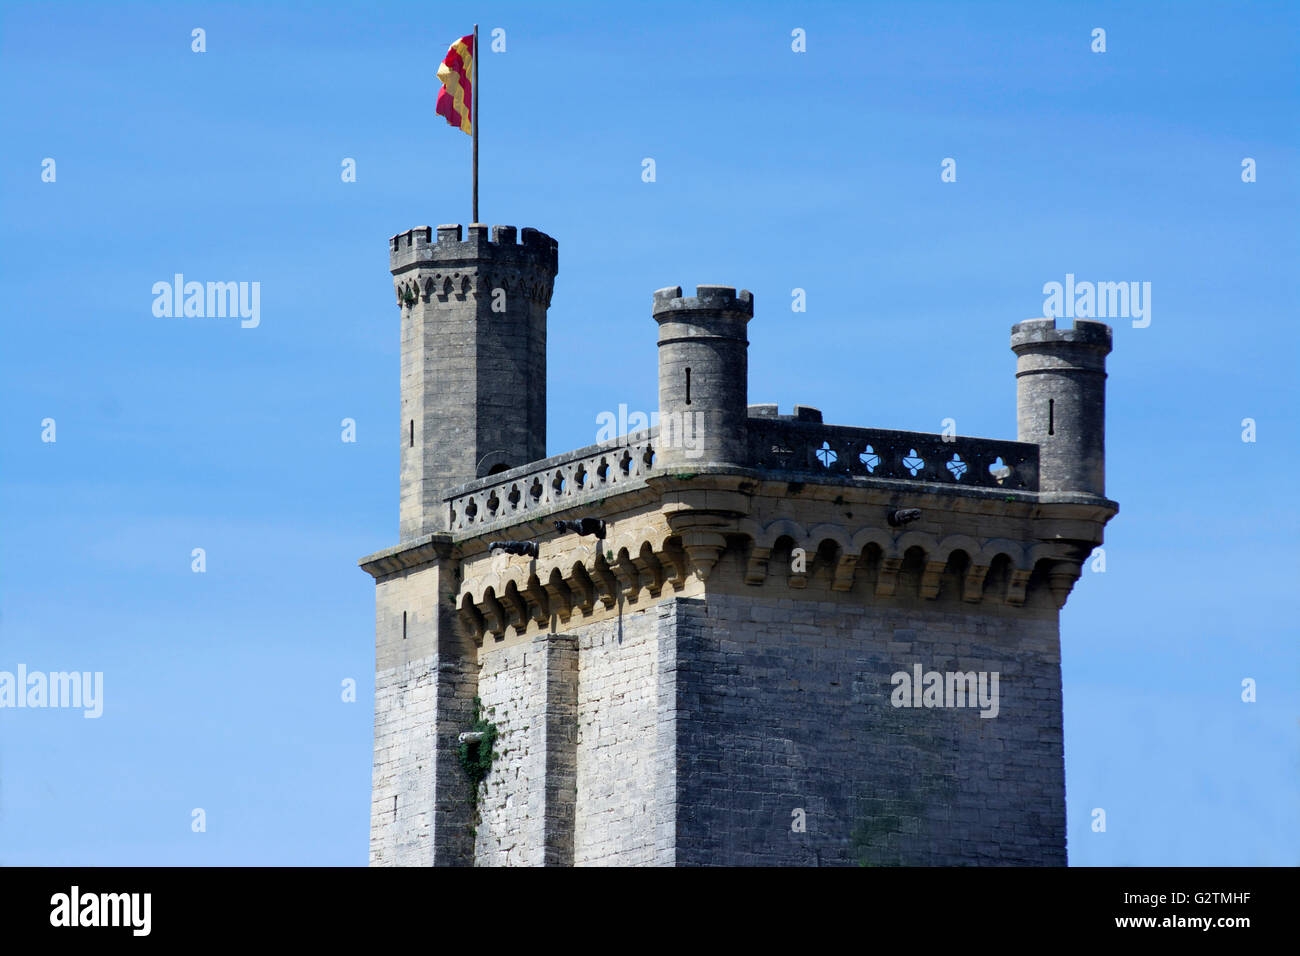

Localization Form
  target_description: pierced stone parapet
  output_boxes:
[444,432,659,535]
[748,419,1039,491]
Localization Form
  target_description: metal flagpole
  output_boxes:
[472,23,479,223]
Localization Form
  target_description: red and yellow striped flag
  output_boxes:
[435,33,474,135]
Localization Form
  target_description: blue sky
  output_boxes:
[0,0,1295,865]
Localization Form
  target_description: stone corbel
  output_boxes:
[681,530,728,582]
[919,559,948,600]
[459,600,485,643]
[525,575,550,626]
[831,552,860,592]
[633,546,665,598]
[1047,561,1082,609]
[543,568,573,622]
[480,590,505,637]
[1005,568,1033,607]
[589,556,619,609]
[665,511,735,583]
[659,539,688,591]
[612,552,641,601]
[875,556,903,598]
[501,582,529,630]
[962,564,990,603]
[568,565,596,614]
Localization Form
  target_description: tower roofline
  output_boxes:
[1011,317,1112,353]
[389,223,558,275]
[652,284,754,316]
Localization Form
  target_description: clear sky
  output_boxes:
[1,0,1295,865]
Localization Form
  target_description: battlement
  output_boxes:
[652,284,754,317]
[389,223,558,275]
[1010,317,1113,354]
[748,404,823,423]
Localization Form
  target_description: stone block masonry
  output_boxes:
[464,589,1063,866]
[475,633,578,866]
[669,595,1064,866]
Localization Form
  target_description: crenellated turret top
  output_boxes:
[1011,317,1112,354]
[389,223,558,275]
[652,284,753,318]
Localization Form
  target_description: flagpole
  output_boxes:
[472,23,479,223]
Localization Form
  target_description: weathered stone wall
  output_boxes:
[370,557,477,867]
[571,605,677,865]
[669,586,1065,866]
[472,601,680,866]
[460,548,1066,867]
[475,633,578,865]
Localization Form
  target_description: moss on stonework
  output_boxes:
[850,696,959,866]
[458,697,499,812]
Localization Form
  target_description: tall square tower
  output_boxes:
[361,225,1117,866]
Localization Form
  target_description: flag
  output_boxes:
[435,33,474,135]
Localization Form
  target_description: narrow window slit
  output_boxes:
[409,420,414,447]
[1048,399,1055,436]
[402,611,407,639]
[685,367,692,405]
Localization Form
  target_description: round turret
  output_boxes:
[1011,318,1112,496]
[653,285,753,469]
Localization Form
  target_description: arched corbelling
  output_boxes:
[549,540,598,572]
[633,541,666,597]
[977,552,1025,606]
[543,567,573,622]
[456,518,1063,631]
[744,534,772,586]
[465,567,503,601]
[935,534,981,564]
[895,530,940,561]
[1028,542,1075,566]
[607,523,672,560]
[829,542,862,592]
[524,574,550,625]
[479,586,505,637]
[806,523,851,554]
[567,562,595,613]
[591,557,619,609]
[500,579,528,631]
[802,537,838,591]
[770,533,798,553]
[976,538,1028,570]
[458,594,485,643]
[659,536,688,589]
[610,547,641,601]
[758,518,807,550]
[850,527,893,556]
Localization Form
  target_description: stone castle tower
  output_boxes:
[360,223,1118,866]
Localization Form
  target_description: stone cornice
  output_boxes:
[359,534,454,580]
